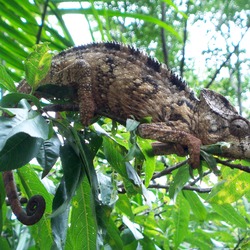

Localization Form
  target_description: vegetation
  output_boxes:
[0,0,250,249]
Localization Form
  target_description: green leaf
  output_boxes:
[183,191,207,221]
[137,137,155,187]
[0,174,6,235]
[211,203,247,229]
[65,176,97,250]
[173,192,190,249]
[0,133,43,171]
[200,150,221,176]
[37,134,61,177]
[97,205,123,249]
[126,119,140,132]
[52,143,83,217]
[0,106,49,151]
[0,105,49,170]
[206,169,250,204]
[0,237,11,250]
[185,230,213,249]
[102,136,128,178]
[98,173,116,206]
[24,43,52,88]
[0,93,41,109]
[116,194,134,220]
[0,64,17,92]
[169,165,190,200]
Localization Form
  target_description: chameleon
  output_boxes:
[4,41,250,225]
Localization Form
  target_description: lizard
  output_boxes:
[5,41,250,225]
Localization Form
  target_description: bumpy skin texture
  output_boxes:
[3,171,45,225]
[20,42,250,168]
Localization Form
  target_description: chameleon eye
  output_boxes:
[229,119,249,137]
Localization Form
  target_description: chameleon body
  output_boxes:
[8,42,250,225]
[30,42,250,168]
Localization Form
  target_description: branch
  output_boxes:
[151,142,250,174]
[148,183,211,193]
[216,159,250,173]
[205,27,249,88]
[160,2,168,66]
[36,0,50,44]
[152,159,188,180]
[180,1,190,77]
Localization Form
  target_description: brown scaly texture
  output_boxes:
[19,42,250,167]
[3,171,45,225]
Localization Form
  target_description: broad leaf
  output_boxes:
[65,176,97,250]
[37,134,61,177]
[169,165,190,200]
[207,169,250,204]
[116,194,134,220]
[0,133,43,171]
[183,191,207,221]
[212,203,247,229]
[173,192,190,249]
[0,64,16,92]
[0,103,49,170]
[0,92,41,109]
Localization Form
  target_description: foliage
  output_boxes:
[0,0,250,249]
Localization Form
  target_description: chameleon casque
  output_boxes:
[4,42,250,225]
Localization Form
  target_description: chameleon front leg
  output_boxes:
[42,59,96,126]
[3,171,45,225]
[138,123,202,169]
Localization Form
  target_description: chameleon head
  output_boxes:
[198,89,250,159]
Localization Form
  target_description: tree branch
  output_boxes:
[205,27,249,88]
[180,1,190,77]
[160,2,168,66]
[148,183,211,193]
[152,159,188,180]
[36,0,50,44]
[216,159,250,173]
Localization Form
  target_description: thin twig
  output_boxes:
[36,0,50,44]
[152,159,188,180]
[148,183,211,193]
[205,27,249,88]
[160,2,168,66]
[180,1,190,77]
[216,159,250,173]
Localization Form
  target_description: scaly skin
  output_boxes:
[28,42,249,166]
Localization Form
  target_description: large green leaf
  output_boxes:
[0,105,49,151]
[0,133,43,171]
[183,191,207,221]
[0,65,16,92]
[173,192,190,249]
[0,93,41,109]
[206,169,250,204]
[37,134,61,177]
[65,176,97,250]
[52,143,83,217]
[169,165,190,200]
[211,203,247,229]
[102,136,128,178]
[0,103,49,170]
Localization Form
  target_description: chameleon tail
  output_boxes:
[3,171,45,225]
